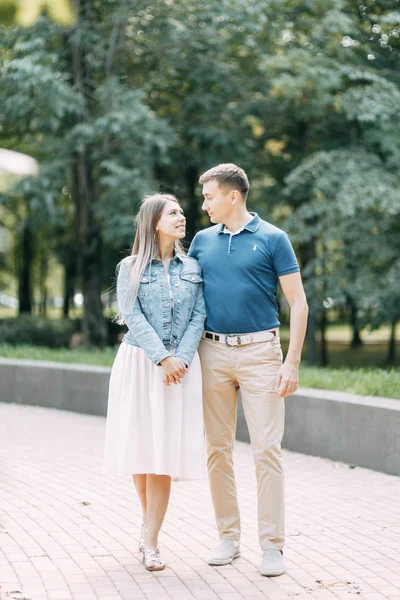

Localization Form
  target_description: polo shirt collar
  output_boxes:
[217,212,260,234]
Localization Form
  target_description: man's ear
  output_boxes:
[230,190,238,204]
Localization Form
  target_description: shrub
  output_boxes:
[0,316,77,348]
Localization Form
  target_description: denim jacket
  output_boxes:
[117,253,206,366]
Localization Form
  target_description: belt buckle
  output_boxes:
[225,335,241,346]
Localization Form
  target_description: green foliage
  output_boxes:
[0,316,76,347]
[1,0,400,354]
[255,0,400,343]
[0,6,174,343]
[92,83,174,246]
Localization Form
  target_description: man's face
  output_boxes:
[201,180,233,224]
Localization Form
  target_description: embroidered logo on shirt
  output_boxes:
[253,245,258,251]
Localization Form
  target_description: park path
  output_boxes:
[0,402,400,600]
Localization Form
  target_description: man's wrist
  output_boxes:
[285,354,301,366]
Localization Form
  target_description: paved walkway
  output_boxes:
[0,403,400,600]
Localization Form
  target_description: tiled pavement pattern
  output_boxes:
[1,403,400,600]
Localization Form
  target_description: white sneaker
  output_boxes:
[207,540,240,565]
[260,549,285,576]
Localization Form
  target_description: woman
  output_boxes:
[104,193,206,571]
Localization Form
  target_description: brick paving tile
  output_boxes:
[1,403,400,600]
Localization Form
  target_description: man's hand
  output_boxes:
[275,360,299,398]
[277,272,308,396]
[160,356,187,386]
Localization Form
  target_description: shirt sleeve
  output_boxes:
[174,281,206,367]
[188,234,198,259]
[273,232,300,277]
[117,260,171,365]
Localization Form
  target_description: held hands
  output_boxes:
[160,356,187,386]
[275,360,299,398]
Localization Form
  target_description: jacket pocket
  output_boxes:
[179,272,203,296]
[138,274,157,299]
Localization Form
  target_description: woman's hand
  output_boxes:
[160,356,187,386]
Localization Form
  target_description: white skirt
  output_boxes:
[103,343,205,481]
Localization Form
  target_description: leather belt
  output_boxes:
[202,328,277,347]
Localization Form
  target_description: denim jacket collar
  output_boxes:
[150,251,191,265]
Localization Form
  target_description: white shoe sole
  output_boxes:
[260,567,285,577]
[207,547,241,566]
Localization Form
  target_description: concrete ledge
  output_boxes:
[0,358,110,417]
[237,388,400,476]
[1,358,399,476]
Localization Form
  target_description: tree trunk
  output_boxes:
[19,220,33,314]
[297,120,318,365]
[320,310,328,366]
[318,242,329,366]
[72,154,107,347]
[306,307,318,366]
[299,236,318,366]
[387,319,397,364]
[304,239,318,366]
[69,3,107,347]
[349,298,363,348]
[63,260,75,318]
[39,250,48,317]
[82,218,107,346]
[40,287,48,317]
[63,272,70,319]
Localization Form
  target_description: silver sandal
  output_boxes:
[139,524,145,553]
[142,548,166,571]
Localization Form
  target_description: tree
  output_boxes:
[123,0,275,237]
[1,4,171,343]
[249,0,400,364]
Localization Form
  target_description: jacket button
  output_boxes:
[174,283,179,287]
[191,276,195,280]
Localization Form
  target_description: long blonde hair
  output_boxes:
[116,193,185,323]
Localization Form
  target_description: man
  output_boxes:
[189,163,308,577]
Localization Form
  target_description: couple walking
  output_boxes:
[103,163,308,576]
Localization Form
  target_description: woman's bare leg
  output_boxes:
[144,474,171,549]
[133,474,147,524]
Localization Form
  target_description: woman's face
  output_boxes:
[156,200,186,240]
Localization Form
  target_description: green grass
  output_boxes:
[1,343,399,400]
[300,366,399,400]
[0,344,117,366]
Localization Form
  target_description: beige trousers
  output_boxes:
[198,335,285,551]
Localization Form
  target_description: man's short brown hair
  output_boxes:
[199,163,250,200]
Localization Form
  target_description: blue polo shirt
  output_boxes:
[188,213,299,334]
